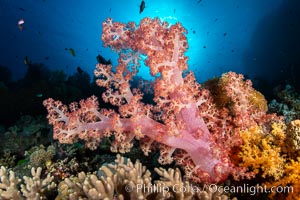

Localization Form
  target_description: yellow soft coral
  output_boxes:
[271,121,287,146]
[265,157,300,200]
[263,120,300,200]
[239,124,286,180]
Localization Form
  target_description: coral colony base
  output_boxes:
[1,17,299,199]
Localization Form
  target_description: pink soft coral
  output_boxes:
[43,17,277,183]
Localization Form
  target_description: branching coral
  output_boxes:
[0,166,22,199]
[0,166,56,200]
[56,171,115,200]
[154,167,237,200]
[56,154,237,200]
[56,154,153,200]
[20,167,56,199]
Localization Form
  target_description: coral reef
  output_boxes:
[1,16,299,199]
[43,17,280,185]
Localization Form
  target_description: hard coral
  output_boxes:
[56,154,237,200]
[0,166,56,200]
[286,119,300,152]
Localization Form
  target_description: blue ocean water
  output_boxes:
[1,0,299,85]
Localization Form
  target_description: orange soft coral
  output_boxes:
[264,120,300,199]
[238,123,286,180]
[265,157,300,200]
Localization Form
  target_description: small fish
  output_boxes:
[18,18,25,30]
[223,32,227,36]
[139,0,145,14]
[96,54,111,65]
[77,66,83,74]
[197,0,202,4]
[23,56,31,65]
[19,7,25,11]
[174,9,176,14]
[68,48,76,56]
[109,8,111,12]
[36,93,43,98]
[17,159,29,166]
